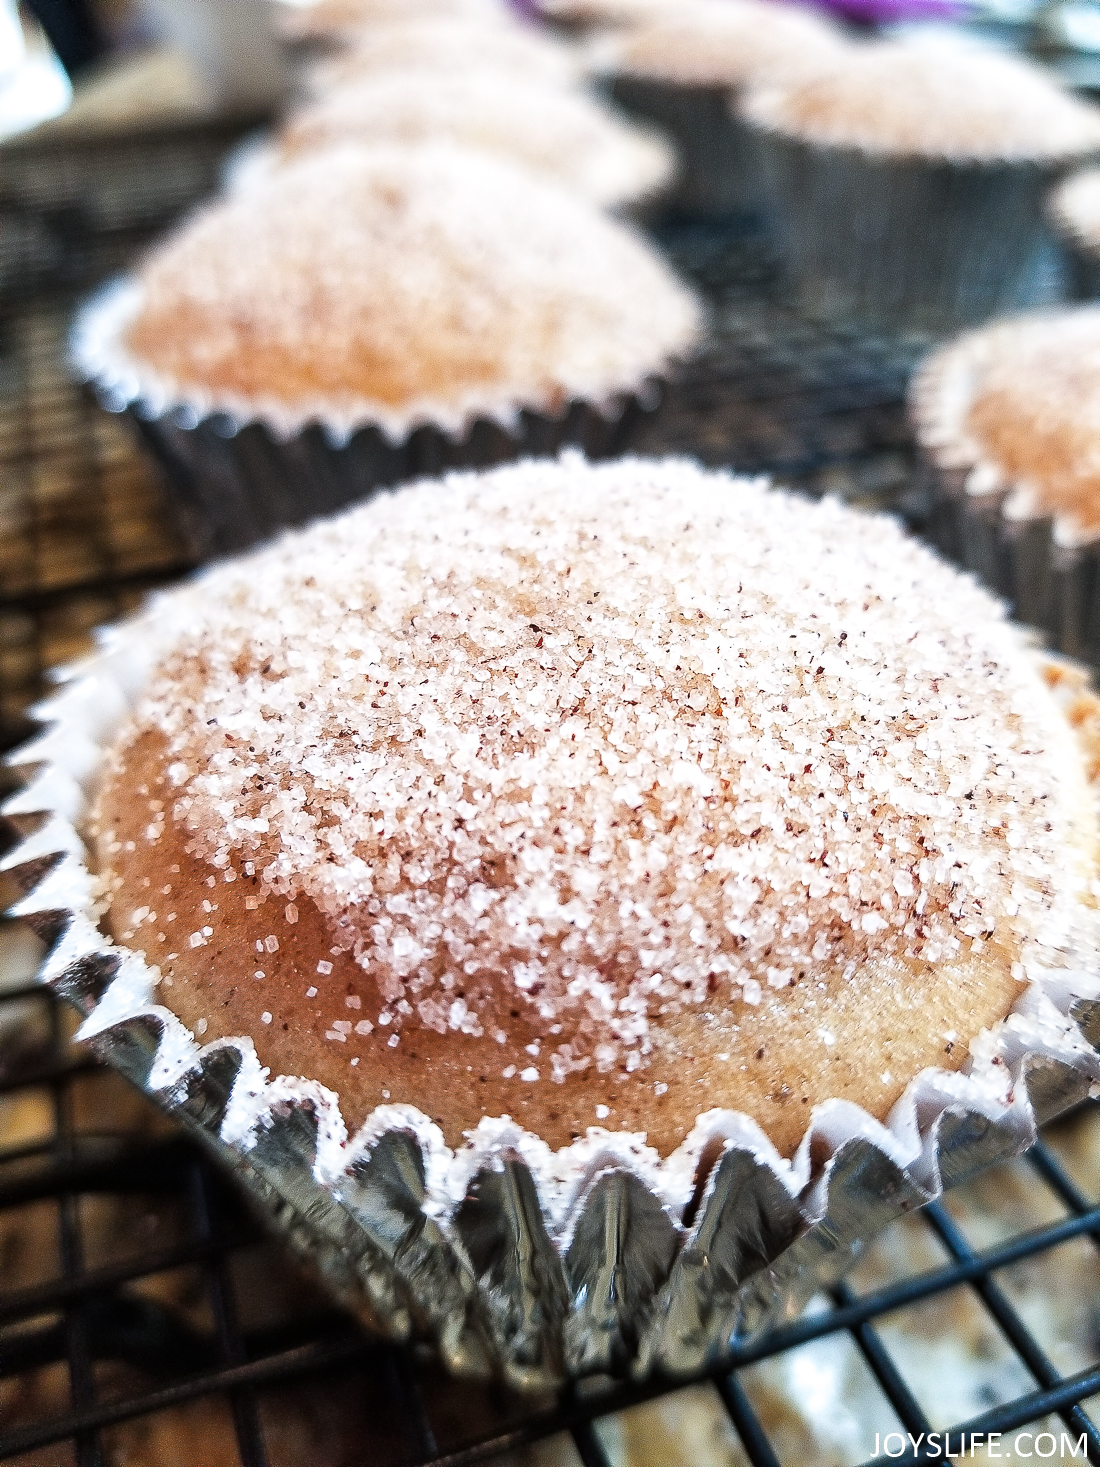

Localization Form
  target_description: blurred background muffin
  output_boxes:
[74,143,703,555]
[1049,164,1100,297]
[302,15,584,94]
[911,305,1100,662]
[250,69,677,214]
[534,0,688,34]
[591,0,848,217]
[273,0,510,47]
[739,36,1100,330]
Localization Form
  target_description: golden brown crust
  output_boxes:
[95,727,1021,1158]
[125,297,513,412]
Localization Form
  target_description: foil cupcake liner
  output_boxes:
[1048,184,1100,301]
[910,323,1100,668]
[746,121,1074,333]
[1061,240,1100,303]
[4,590,1099,1391]
[71,280,662,561]
[606,77,763,218]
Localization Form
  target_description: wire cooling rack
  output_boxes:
[2,968,1099,1467]
[1,122,1098,1467]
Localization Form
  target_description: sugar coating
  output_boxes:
[278,0,508,42]
[740,38,1100,160]
[1051,166,1100,249]
[307,19,582,95]
[123,144,701,434]
[275,72,674,209]
[595,0,846,90]
[107,456,1095,1081]
[919,307,1100,542]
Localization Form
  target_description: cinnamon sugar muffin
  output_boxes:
[276,0,507,45]
[269,71,676,212]
[89,456,1100,1160]
[911,306,1100,662]
[305,18,583,95]
[594,0,847,216]
[73,145,701,557]
[537,0,694,30]
[739,38,1100,329]
[1049,166,1100,299]
[599,0,846,93]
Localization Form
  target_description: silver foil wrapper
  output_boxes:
[606,77,763,218]
[1063,243,1100,303]
[1048,190,1100,302]
[4,607,1100,1392]
[911,323,1100,669]
[747,121,1073,333]
[71,280,663,561]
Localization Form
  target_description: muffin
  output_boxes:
[911,305,1100,664]
[265,71,677,212]
[536,0,692,31]
[275,0,507,46]
[593,0,848,217]
[12,456,1098,1386]
[739,38,1100,331]
[72,145,702,558]
[304,17,583,95]
[1049,166,1100,299]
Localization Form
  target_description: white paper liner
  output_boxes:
[5,587,1100,1388]
[70,275,669,450]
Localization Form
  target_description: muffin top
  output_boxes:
[275,71,676,208]
[740,38,1100,160]
[594,0,846,90]
[306,18,582,93]
[118,145,702,438]
[538,0,695,25]
[1051,165,1100,250]
[277,0,506,42]
[915,308,1100,543]
[93,457,1099,1156]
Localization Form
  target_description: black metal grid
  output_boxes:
[2,973,1099,1467]
[1,119,1098,1467]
